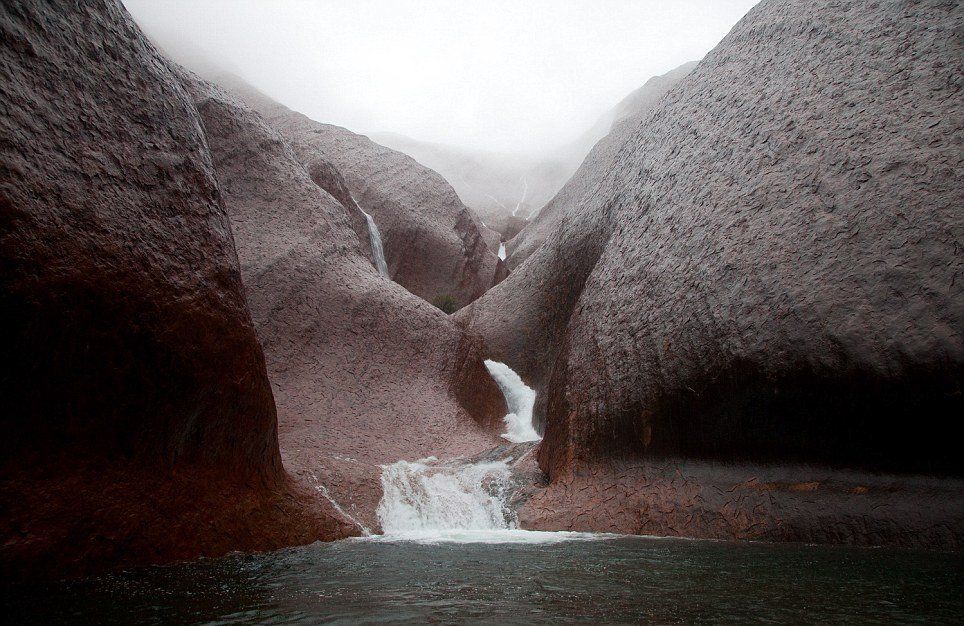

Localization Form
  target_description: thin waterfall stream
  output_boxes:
[351,191,389,275]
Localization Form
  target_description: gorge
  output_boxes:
[1,0,962,623]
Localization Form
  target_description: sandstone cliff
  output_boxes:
[0,0,342,578]
[464,0,963,481]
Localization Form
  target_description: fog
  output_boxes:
[124,0,758,157]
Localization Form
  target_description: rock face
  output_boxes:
[505,62,697,269]
[466,0,963,490]
[217,80,500,312]
[0,0,341,579]
[183,77,506,533]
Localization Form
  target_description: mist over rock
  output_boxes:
[213,79,500,311]
[505,61,698,269]
[183,75,506,532]
[454,62,698,395]
[467,0,963,481]
[370,133,579,235]
[0,0,336,578]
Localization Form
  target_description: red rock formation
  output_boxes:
[0,0,343,579]
[184,76,506,532]
[536,0,963,478]
[214,79,500,312]
[465,0,963,545]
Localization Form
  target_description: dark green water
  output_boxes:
[3,536,962,624]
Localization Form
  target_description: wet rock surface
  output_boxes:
[466,0,963,545]
[0,0,336,578]
[217,79,501,311]
[184,77,506,533]
[519,460,964,549]
[536,0,963,477]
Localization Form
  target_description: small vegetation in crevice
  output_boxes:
[432,294,458,314]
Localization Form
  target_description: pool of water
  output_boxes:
[4,535,962,624]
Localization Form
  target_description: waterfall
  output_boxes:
[484,359,541,443]
[372,363,596,543]
[349,190,389,276]
[497,242,506,260]
[361,209,389,276]
[376,457,516,534]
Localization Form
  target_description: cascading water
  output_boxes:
[361,209,389,276]
[376,457,516,535]
[498,242,506,260]
[350,191,389,276]
[369,361,588,543]
[484,359,541,443]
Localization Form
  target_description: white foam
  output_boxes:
[484,359,541,443]
[376,458,515,534]
[363,529,607,544]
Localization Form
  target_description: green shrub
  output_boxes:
[433,294,458,314]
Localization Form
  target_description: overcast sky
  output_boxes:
[124,0,759,156]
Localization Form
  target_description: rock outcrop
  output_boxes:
[465,0,963,531]
[0,0,342,579]
[216,80,500,311]
[183,76,506,533]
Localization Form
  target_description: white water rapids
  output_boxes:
[368,360,595,544]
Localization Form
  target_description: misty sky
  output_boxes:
[124,0,759,156]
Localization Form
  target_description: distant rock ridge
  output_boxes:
[505,61,698,269]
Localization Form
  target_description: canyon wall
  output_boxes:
[0,0,341,578]
[184,76,506,532]
[536,0,963,477]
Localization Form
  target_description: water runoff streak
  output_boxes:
[373,361,594,543]
[350,191,389,276]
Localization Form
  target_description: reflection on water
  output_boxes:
[4,536,963,624]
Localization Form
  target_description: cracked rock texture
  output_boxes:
[184,77,505,533]
[465,0,963,510]
[0,0,341,579]
[217,78,501,312]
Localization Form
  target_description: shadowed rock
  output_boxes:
[0,0,341,579]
